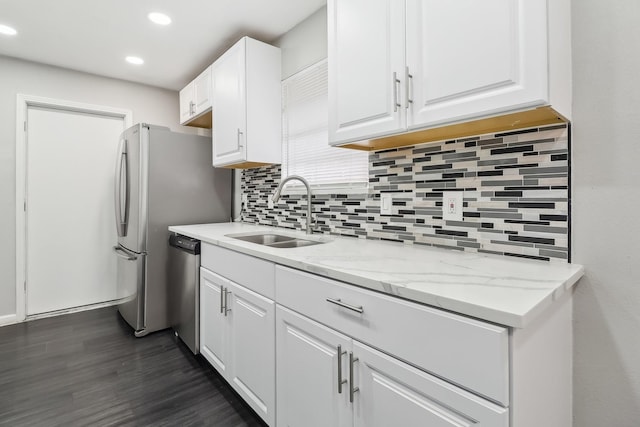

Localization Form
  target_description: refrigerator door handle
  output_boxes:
[114,138,129,237]
[114,246,137,261]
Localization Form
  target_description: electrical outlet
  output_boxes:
[380,194,393,215]
[268,196,274,209]
[442,191,463,221]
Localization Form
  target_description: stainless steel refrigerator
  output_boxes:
[113,123,230,337]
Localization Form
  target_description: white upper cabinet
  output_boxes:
[406,0,547,129]
[179,66,212,128]
[328,0,570,147]
[328,0,406,144]
[194,67,212,113]
[212,37,281,168]
[211,40,246,167]
[179,82,195,124]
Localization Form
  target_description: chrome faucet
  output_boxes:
[272,175,315,235]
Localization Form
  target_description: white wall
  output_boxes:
[572,1,640,425]
[230,6,328,219]
[0,55,199,320]
[273,5,327,79]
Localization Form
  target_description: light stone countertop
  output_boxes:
[169,222,584,328]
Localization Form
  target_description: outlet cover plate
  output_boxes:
[442,191,463,221]
[380,194,393,215]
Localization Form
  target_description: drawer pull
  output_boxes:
[326,298,364,314]
[349,352,359,403]
[337,345,347,394]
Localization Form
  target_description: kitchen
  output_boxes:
[0,1,638,426]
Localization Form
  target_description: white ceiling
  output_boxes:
[0,0,326,90]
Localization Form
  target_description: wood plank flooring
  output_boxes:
[0,307,266,427]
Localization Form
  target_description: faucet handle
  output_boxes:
[302,214,319,233]
[310,215,319,232]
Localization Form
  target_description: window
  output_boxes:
[281,60,368,192]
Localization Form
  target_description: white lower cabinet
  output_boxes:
[276,305,508,427]
[200,268,229,375]
[200,266,275,426]
[354,341,508,427]
[276,306,351,427]
[199,244,571,427]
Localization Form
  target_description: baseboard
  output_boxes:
[0,313,19,327]
[25,300,121,322]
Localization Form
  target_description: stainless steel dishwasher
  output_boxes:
[168,233,201,354]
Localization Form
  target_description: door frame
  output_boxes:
[15,94,132,323]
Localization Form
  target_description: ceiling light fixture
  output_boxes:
[125,56,144,65]
[148,12,171,26]
[0,24,17,36]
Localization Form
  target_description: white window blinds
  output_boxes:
[281,60,368,191]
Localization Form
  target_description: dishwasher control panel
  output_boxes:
[169,233,201,254]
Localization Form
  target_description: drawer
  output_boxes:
[202,243,275,299]
[275,265,509,406]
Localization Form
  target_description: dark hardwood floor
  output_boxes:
[0,307,266,427]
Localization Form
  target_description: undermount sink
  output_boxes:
[226,232,323,248]
[266,239,321,248]
[231,233,295,245]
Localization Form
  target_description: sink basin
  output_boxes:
[226,232,324,249]
[230,233,295,245]
[266,239,321,248]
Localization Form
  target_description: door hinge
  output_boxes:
[24,200,26,211]
[24,281,26,291]
[24,121,27,132]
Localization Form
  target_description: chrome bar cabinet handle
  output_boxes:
[220,286,225,314]
[326,298,364,314]
[237,128,244,148]
[349,352,359,403]
[337,345,347,394]
[392,72,401,112]
[406,66,413,108]
[224,288,232,316]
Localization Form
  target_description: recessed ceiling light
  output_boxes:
[125,56,144,65]
[0,24,17,36]
[148,12,171,26]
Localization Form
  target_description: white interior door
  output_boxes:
[25,105,126,315]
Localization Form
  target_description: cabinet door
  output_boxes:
[328,0,406,145]
[212,40,247,166]
[406,0,548,128]
[227,281,275,426]
[276,306,351,427]
[194,66,212,115]
[352,341,509,427]
[199,267,229,376]
[179,82,194,124]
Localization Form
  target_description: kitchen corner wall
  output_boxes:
[0,55,187,320]
[241,123,570,262]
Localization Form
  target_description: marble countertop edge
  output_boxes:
[169,222,584,329]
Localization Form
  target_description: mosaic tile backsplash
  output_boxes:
[241,124,570,262]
